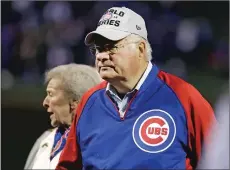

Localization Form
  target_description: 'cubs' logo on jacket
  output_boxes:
[132,109,176,153]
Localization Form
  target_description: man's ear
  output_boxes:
[138,41,146,59]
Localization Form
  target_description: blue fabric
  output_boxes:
[50,127,70,161]
[77,65,188,169]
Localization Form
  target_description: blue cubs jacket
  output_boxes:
[56,64,216,170]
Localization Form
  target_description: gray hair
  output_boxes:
[45,63,102,101]
[126,34,152,61]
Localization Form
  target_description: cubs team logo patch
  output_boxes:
[132,109,176,153]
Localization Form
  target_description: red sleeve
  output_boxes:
[183,83,216,169]
[56,81,107,170]
[158,71,217,169]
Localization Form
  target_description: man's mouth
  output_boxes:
[100,66,114,70]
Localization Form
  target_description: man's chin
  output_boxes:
[100,74,124,83]
[100,73,116,81]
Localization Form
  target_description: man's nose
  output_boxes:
[96,51,110,62]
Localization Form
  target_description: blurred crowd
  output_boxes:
[1,1,229,89]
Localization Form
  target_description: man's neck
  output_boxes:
[111,62,149,94]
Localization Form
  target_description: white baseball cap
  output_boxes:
[84,6,148,45]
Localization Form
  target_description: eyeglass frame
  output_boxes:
[89,40,141,56]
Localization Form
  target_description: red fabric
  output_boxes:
[158,71,216,169]
[56,81,107,170]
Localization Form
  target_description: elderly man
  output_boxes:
[24,63,102,169]
[56,7,216,170]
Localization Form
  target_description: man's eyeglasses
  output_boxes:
[89,41,140,56]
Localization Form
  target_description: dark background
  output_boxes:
[1,1,229,170]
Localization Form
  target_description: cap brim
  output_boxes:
[84,28,131,45]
